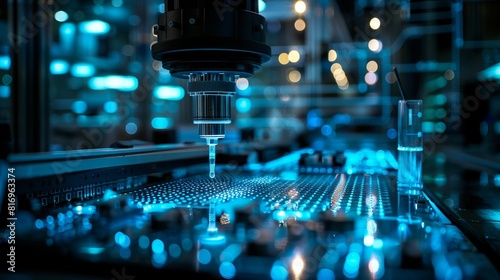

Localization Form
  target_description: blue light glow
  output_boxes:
[280,170,298,181]
[0,55,11,70]
[198,249,212,264]
[220,244,242,263]
[79,20,110,34]
[73,205,97,215]
[182,238,193,251]
[321,124,333,136]
[322,249,340,267]
[422,121,434,133]
[103,101,118,113]
[54,11,69,22]
[143,203,176,213]
[112,0,123,7]
[445,266,463,280]
[343,252,360,278]
[386,128,397,139]
[364,235,374,247]
[270,261,288,280]
[432,253,450,279]
[199,233,227,245]
[79,246,105,255]
[0,85,10,98]
[349,243,363,254]
[219,262,236,279]
[495,174,500,187]
[151,117,173,129]
[317,268,335,280]
[50,59,70,75]
[71,63,95,77]
[373,238,384,249]
[120,248,131,259]
[114,231,123,244]
[237,86,252,96]
[114,231,131,248]
[60,22,75,36]
[272,210,311,221]
[435,122,446,133]
[125,122,138,135]
[153,85,185,100]
[88,75,138,91]
[168,243,181,258]
[258,0,266,12]
[151,252,167,268]
[138,235,150,249]
[307,109,323,129]
[72,100,87,114]
[2,74,12,85]
[151,239,165,254]
[358,83,368,93]
[236,98,252,113]
[128,61,142,73]
[34,219,44,229]
[333,114,351,124]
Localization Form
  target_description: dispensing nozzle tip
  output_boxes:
[207,138,218,179]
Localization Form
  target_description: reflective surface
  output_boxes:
[3,147,500,279]
[424,146,500,267]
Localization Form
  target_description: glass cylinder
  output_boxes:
[397,100,423,192]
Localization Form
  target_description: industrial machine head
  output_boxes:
[151,0,271,178]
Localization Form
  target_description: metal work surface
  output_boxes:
[3,148,499,280]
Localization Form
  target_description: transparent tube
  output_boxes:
[397,100,423,193]
[207,138,217,179]
[207,199,218,235]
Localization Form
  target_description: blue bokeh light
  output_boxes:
[236,98,252,113]
[219,262,236,279]
[343,252,360,278]
[270,261,288,280]
[34,219,44,229]
[168,243,182,258]
[386,128,397,139]
[103,101,118,113]
[151,117,173,129]
[54,11,69,22]
[71,63,95,77]
[72,100,87,114]
[151,251,167,268]
[317,268,335,280]
[0,56,11,70]
[151,239,165,254]
[153,85,185,100]
[138,235,150,249]
[197,249,212,264]
[79,20,110,34]
[125,122,138,135]
[0,85,10,98]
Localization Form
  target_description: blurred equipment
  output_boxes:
[151,0,271,178]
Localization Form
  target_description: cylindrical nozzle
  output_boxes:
[188,73,236,141]
[188,74,235,179]
[207,138,217,179]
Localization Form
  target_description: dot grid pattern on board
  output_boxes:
[131,172,393,217]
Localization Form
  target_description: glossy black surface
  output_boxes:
[423,145,500,272]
